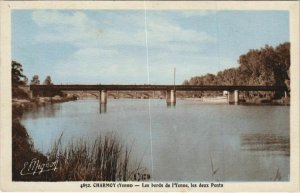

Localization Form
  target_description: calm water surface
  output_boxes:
[21,99,290,181]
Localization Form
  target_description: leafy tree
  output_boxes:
[12,61,26,86]
[43,76,53,85]
[30,75,40,85]
[183,80,189,85]
[274,42,290,89]
[23,77,28,85]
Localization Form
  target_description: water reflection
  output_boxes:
[166,102,176,107]
[99,103,107,114]
[240,133,290,156]
[99,100,175,113]
[22,104,59,119]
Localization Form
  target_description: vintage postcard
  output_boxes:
[0,1,299,192]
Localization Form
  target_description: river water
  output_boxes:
[20,99,290,181]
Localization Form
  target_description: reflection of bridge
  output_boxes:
[30,84,288,106]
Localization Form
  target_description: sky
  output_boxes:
[12,10,289,84]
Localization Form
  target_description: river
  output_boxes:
[20,99,290,181]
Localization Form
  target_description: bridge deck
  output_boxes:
[30,85,288,92]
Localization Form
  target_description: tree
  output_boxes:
[30,75,40,85]
[183,80,189,85]
[12,61,26,86]
[23,77,28,85]
[43,76,53,85]
[274,42,290,89]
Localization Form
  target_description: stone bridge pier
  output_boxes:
[100,90,107,104]
[227,90,239,105]
[99,90,107,113]
[166,90,176,106]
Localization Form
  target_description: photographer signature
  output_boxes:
[20,158,58,176]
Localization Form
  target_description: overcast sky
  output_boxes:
[12,10,289,84]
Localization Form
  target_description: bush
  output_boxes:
[12,87,29,99]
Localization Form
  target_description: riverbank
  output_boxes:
[13,95,76,109]
[182,96,290,105]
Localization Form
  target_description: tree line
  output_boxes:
[12,61,53,86]
[183,42,290,99]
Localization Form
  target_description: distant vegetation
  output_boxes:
[30,75,53,85]
[12,60,54,99]
[30,75,40,85]
[12,60,27,86]
[12,60,54,87]
[183,42,290,99]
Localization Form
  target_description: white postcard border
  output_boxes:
[0,1,299,192]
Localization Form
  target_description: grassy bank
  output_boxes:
[45,134,147,181]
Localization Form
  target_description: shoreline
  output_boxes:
[181,96,290,106]
[12,96,77,114]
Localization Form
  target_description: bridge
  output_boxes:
[30,84,288,106]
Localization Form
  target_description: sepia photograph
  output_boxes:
[0,1,299,192]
